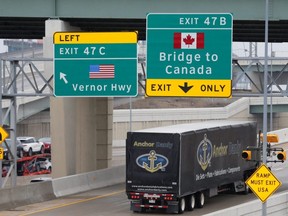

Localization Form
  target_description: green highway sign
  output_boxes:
[53,32,138,97]
[146,13,233,97]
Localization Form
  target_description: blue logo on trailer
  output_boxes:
[136,150,169,173]
[197,134,213,171]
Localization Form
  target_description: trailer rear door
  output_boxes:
[126,132,180,194]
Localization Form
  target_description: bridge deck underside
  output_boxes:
[0,0,288,42]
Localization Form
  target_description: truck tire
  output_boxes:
[243,182,251,195]
[243,174,251,194]
[185,194,195,211]
[195,192,205,208]
[178,197,186,214]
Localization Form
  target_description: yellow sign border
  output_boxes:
[0,126,9,145]
[245,164,281,203]
[0,147,3,160]
[54,32,138,44]
[146,79,232,98]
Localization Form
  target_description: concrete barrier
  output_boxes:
[0,181,55,211]
[268,128,288,145]
[203,192,288,216]
[0,165,125,211]
[52,165,125,197]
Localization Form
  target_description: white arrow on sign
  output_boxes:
[60,72,68,84]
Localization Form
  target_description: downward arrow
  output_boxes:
[179,82,193,93]
[60,72,68,84]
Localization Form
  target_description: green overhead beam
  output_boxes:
[0,0,288,20]
[250,104,288,114]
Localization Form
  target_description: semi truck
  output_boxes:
[126,120,258,214]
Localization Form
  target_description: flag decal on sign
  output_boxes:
[174,32,204,49]
[89,64,115,79]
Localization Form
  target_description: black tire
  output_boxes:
[185,194,195,211]
[243,174,251,195]
[28,148,33,157]
[178,197,185,214]
[19,150,24,158]
[195,192,205,208]
[243,183,250,195]
[40,146,44,154]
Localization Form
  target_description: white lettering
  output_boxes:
[72,84,107,92]
[159,52,201,64]
[179,17,199,25]
[111,84,131,93]
[59,47,78,55]
[165,65,212,75]
[220,17,227,26]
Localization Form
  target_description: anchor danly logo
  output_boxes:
[136,150,169,173]
[197,134,213,171]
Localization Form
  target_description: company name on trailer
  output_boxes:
[133,141,174,149]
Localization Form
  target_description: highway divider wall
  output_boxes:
[52,165,125,197]
[0,165,125,211]
[0,181,55,211]
[203,192,288,216]
[268,128,288,145]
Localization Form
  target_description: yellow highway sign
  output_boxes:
[0,126,9,145]
[0,147,3,160]
[146,79,231,97]
[246,164,281,203]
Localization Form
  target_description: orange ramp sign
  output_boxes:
[245,164,281,203]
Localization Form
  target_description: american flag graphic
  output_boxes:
[89,64,115,79]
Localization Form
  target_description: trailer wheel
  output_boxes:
[195,192,205,208]
[178,197,185,214]
[185,194,195,211]
[243,174,251,195]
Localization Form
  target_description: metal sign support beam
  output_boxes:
[262,0,269,215]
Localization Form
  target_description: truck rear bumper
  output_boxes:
[130,200,178,213]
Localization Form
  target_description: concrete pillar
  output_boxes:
[44,19,113,178]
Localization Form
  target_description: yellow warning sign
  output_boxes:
[0,126,9,145]
[0,147,3,160]
[146,79,232,97]
[245,164,281,203]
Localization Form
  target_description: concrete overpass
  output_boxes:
[1,0,288,42]
[1,0,288,184]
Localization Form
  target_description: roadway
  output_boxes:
[0,177,287,216]
[0,143,288,216]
